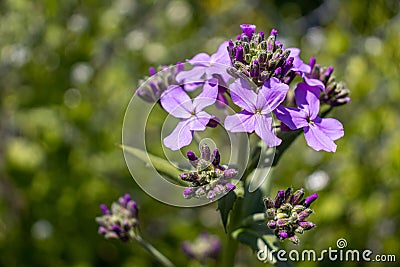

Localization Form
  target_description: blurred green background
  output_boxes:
[0,0,399,266]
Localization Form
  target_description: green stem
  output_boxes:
[134,236,175,267]
[221,198,243,267]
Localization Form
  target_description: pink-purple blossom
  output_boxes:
[224,77,288,147]
[160,79,219,150]
[275,82,344,152]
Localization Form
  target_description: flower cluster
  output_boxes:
[135,24,350,152]
[96,194,139,242]
[227,24,309,86]
[181,232,221,262]
[264,188,317,244]
[180,144,237,200]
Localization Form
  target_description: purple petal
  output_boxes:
[304,76,325,91]
[183,81,202,92]
[274,105,308,130]
[295,82,320,120]
[314,117,344,141]
[160,85,193,118]
[187,52,211,65]
[287,48,311,73]
[304,124,337,152]
[164,120,193,150]
[254,114,282,147]
[188,111,212,131]
[210,41,231,66]
[229,79,257,112]
[224,110,256,133]
[176,67,206,83]
[258,78,289,113]
[193,79,218,111]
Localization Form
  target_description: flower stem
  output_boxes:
[221,198,243,267]
[134,236,175,267]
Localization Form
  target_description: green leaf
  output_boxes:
[120,144,188,186]
[232,224,294,267]
[217,190,237,232]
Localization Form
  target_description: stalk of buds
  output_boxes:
[96,194,139,242]
[136,63,184,103]
[264,188,318,244]
[180,144,237,200]
[307,57,350,107]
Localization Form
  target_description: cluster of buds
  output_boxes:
[96,194,139,242]
[136,63,184,103]
[180,144,237,200]
[264,188,318,244]
[181,232,221,262]
[227,24,295,86]
[307,57,350,107]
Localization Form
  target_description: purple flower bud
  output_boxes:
[284,187,292,203]
[136,88,156,103]
[278,231,288,239]
[183,188,193,198]
[274,67,282,76]
[270,29,278,36]
[225,183,236,191]
[124,194,131,204]
[100,204,110,215]
[224,169,237,179]
[212,148,220,166]
[235,46,244,62]
[148,66,156,76]
[98,226,107,234]
[118,197,126,207]
[298,221,315,230]
[303,193,318,207]
[259,30,265,40]
[267,220,276,229]
[127,200,138,216]
[274,190,285,208]
[298,210,312,221]
[240,24,256,39]
[308,57,316,70]
[201,144,211,161]
[291,189,305,205]
[187,151,198,161]
[112,225,122,235]
[207,117,220,128]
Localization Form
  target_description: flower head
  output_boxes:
[181,232,221,262]
[264,188,318,244]
[161,79,219,150]
[96,194,139,242]
[227,24,309,86]
[180,144,237,200]
[275,82,344,152]
[224,77,288,146]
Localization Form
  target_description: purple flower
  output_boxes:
[176,41,231,86]
[286,48,311,74]
[275,82,344,152]
[160,79,218,150]
[224,78,289,147]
